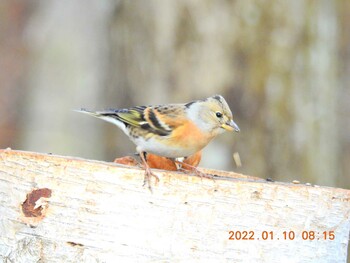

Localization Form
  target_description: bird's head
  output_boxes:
[186,95,240,135]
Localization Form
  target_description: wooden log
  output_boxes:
[0,149,349,262]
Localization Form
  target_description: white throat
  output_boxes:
[186,103,214,133]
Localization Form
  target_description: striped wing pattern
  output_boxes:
[100,106,172,137]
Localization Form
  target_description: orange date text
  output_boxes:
[228,230,335,241]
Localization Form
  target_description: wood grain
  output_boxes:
[0,149,349,262]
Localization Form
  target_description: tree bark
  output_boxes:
[0,149,349,262]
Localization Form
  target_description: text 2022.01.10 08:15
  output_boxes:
[228,230,335,241]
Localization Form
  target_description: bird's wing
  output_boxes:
[80,106,173,137]
[124,106,173,136]
[114,106,146,127]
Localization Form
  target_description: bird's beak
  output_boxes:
[221,120,240,132]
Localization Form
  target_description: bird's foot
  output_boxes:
[142,166,160,192]
[175,161,213,180]
[138,151,160,192]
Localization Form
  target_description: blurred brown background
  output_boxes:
[1,0,349,189]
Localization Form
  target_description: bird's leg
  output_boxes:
[174,160,213,180]
[139,151,160,191]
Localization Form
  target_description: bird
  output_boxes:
[77,95,240,190]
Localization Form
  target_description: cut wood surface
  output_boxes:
[0,149,349,262]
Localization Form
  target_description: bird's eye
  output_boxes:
[216,112,223,118]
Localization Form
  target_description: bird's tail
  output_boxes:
[74,108,100,117]
[74,108,127,131]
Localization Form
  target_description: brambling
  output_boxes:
[78,95,240,190]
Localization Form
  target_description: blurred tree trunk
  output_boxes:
[0,1,31,148]
[19,1,117,160]
[243,0,340,186]
[338,1,350,189]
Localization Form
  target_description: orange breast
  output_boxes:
[166,120,214,152]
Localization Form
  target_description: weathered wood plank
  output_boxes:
[0,149,349,262]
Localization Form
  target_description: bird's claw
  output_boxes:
[176,161,214,181]
[142,167,160,192]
